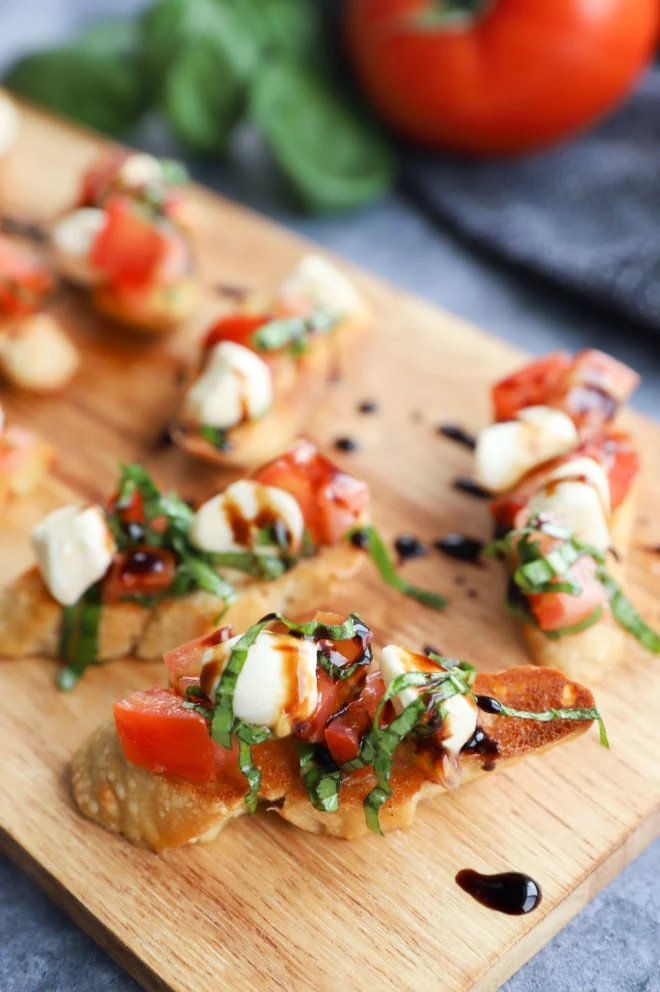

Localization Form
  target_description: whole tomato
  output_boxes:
[344,0,659,155]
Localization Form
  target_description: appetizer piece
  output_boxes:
[475,350,658,681]
[72,610,606,849]
[51,150,197,333]
[0,404,54,505]
[0,441,369,687]
[0,90,19,159]
[171,254,370,468]
[0,236,79,390]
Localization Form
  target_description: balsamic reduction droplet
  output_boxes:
[455,870,542,915]
[126,522,145,543]
[423,644,443,657]
[394,534,428,563]
[434,533,484,565]
[475,694,503,715]
[334,437,358,452]
[358,400,378,414]
[349,528,369,550]
[437,424,476,450]
[453,477,491,500]
[462,727,499,758]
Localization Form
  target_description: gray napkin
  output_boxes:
[400,66,660,332]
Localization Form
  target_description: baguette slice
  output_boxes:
[0,543,363,662]
[71,665,596,850]
[92,273,199,335]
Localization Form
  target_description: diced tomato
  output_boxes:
[78,150,131,207]
[324,671,385,765]
[492,352,572,422]
[551,350,640,433]
[0,236,55,318]
[601,433,640,510]
[90,196,167,289]
[165,625,235,693]
[203,313,271,353]
[113,687,215,782]
[293,669,351,743]
[101,546,177,604]
[253,439,370,546]
[108,486,145,525]
[527,550,608,633]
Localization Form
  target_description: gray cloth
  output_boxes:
[401,66,660,332]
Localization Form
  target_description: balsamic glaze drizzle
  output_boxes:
[453,477,491,500]
[394,534,428,563]
[455,870,542,915]
[437,424,476,450]
[434,534,484,565]
[334,437,358,452]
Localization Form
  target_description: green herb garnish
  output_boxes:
[597,569,660,653]
[199,424,230,450]
[252,308,339,354]
[488,701,610,749]
[57,585,103,691]
[349,525,447,611]
[296,742,341,813]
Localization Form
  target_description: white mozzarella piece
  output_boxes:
[201,630,318,737]
[183,341,272,429]
[189,479,303,555]
[118,153,163,190]
[0,403,4,433]
[0,314,79,390]
[544,456,611,515]
[51,208,106,285]
[475,405,579,493]
[380,645,478,755]
[32,504,116,606]
[0,92,19,156]
[277,254,362,318]
[527,480,611,551]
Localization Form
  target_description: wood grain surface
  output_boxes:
[1,103,659,992]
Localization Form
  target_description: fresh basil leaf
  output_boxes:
[57,586,103,690]
[250,59,394,213]
[598,569,660,653]
[234,721,271,813]
[5,19,149,135]
[349,525,447,611]
[199,424,230,450]
[175,555,236,602]
[211,615,274,749]
[491,700,609,749]
[252,309,339,352]
[209,549,288,582]
[296,742,341,813]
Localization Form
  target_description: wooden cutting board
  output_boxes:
[1,103,659,992]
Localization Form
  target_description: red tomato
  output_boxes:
[253,439,370,546]
[203,313,270,353]
[324,671,385,764]
[101,546,177,604]
[165,625,235,693]
[527,549,608,632]
[0,236,55,317]
[492,352,571,421]
[113,687,216,782]
[344,0,658,156]
[553,349,640,432]
[90,196,167,289]
[78,150,132,207]
[600,433,640,510]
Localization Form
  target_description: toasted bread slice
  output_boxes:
[521,479,636,684]
[172,310,370,469]
[92,274,199,334]
[0,425,55,506]
[71,666,595,850]
[0,544,363,662]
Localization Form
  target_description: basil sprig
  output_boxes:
[198,425,230,450]
[296,742,341,814]
[597,569,660,653]
[57,584,103,691]
[490,700,610,749]
[349,526,447,611]
[252,309,339,354]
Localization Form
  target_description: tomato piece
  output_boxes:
[113,687,215,782]
[203,313,271,353]
[601,434,640,511]
[165,625,235,693]
[492,352,572,421]
[108,487,145,525]
[101,546,177,603]
[527,553,608,632]
[553,349,640,432]
[90,196,167,289]
[0,236,55,317]
[344,0,658,156]
[253,439,370,546]
[324,671,385,765]
[78,150,131,207]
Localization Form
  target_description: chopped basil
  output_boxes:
[296,742,341,813]
[597,569,660,653]
[252,308,339,353]
[210,616,274,750]
[488,699,609,749]
[159,157,189,185]
[208,549,289,582]
[348,525,447,611]
[57,585,103,690]
[235,722,272,814]
[198,424,230,450]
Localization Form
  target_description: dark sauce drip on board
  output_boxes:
[394,534,428,563]
[0,215,48,243]
[455,870,542,916]
[437,424,476,450]
[358,400,378,414]
[434,534,484,565]
[334,436,358,452]
[453,477,491,500]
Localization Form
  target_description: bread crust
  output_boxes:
[0,544,364,662]
[92,275,199,334]
[71,665,596,850]
[172,310,371,470]
[521,479,637,684]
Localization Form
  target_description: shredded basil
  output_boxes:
[348,525,447,611]
[234,722,272,814]
[490,700,609,749]
[597,569,660,653]
[57,585,103,690]
[210,616,273,750]
[252,308,339,353]
[198,424,230,450]
[296,742,341,813]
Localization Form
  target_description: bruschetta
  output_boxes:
[0,441,369,687]
[474,349,658,682]
[71,609,606,850]
[0,404,54,505]
[0,235,79,390]
[171,254,370,468]
[51,150,198,334]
